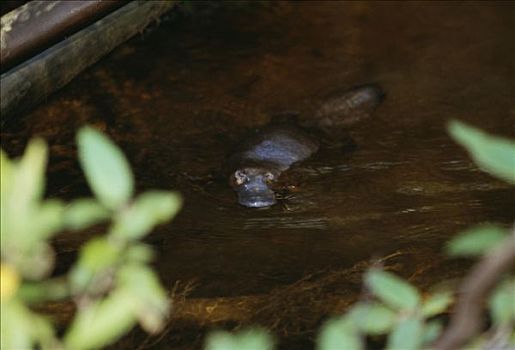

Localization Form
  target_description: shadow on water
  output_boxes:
[2,1,514,349]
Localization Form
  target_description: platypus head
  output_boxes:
[230,167,278,208]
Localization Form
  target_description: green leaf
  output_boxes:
[1,299,33,350]
[117,264,169,333]
[64,289,136,350]
[386,316,424,350]
[489,277,515,326]
[32,199,65,241]
[1,139,48,245]
[110,191,181,240]
[448,120,515,184]
[124,244,155,264]
[464,336,487,350]
[63,198,110,231]
[206,328,275,350]
[77,126,134,209]
[365,269,421,311]
[0,148,13,194]
[30,311,59,349]
[69,237,121,292]
[316,317,362,350]
[18,279,70,303]
[348,302,396,335]
[422,320,443,345]
[421,291,453,317]
[446,224,507,257]
[0,150,13,242]
[1,142,63,281]
[17,138,48,209]
[1,298,58,350]
[17,242,55,280]
[77,238,121,272]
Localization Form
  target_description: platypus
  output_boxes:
[226,84,384,208]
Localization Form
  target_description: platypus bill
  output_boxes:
[226,84,385,208]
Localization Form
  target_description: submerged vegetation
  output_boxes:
[0,121,514,349]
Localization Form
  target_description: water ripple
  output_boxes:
[243,216,329,230]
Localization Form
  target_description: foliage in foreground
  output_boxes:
[1,127,181,349]
[205,120,515,350]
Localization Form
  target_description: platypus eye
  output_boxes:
[234,170,248,185]
[264,172,274,181]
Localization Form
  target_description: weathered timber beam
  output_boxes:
[0,0,176,125]
[1,1,125,71]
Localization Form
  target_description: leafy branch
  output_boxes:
[1,126,181,350]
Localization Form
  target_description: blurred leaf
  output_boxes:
[386,316,424,350]
[1,299,35,349]
[464,336,487,350]
[316,317,362,350]
[510,332,515,348]
[1,298,58,349]
[1,139,48,246]
[421,291,453,317]
[136,191,182,223]
[70,237,121,292]
[446,224,507,257]
[78,238,120,271]
[1,144,59,282]
[422,320,443,345]
[16,138,48,210]
[0,149,13,195]
[348,302,396,335]
[64,289,136,350]
[64,199,110,231]
[448,120,515,184]
[18,278,69,304]
[31,312,60,349]
[117,264,169,333]
[110,191,182,240]
[124,244,155,264]
[33,199,65,241]
[1,263,20,302]
[77,127,134,210]
[206,328,275,350]
[17,242,55,280]
[489,277,515,326]
[0,150,12,248]
[365,269,421,311]
[2,200,63,277]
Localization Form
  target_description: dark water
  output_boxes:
[2,1,515,348]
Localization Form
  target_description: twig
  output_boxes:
[434,225,515,350]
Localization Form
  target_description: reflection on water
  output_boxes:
[1,1,514,348]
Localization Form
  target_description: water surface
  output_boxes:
[2,2,514,348]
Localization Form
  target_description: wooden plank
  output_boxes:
[1,1,176,124]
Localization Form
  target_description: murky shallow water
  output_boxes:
[2,1,514,348]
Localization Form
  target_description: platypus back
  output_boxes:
[301,84,385,131]
[226,83,384,208]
